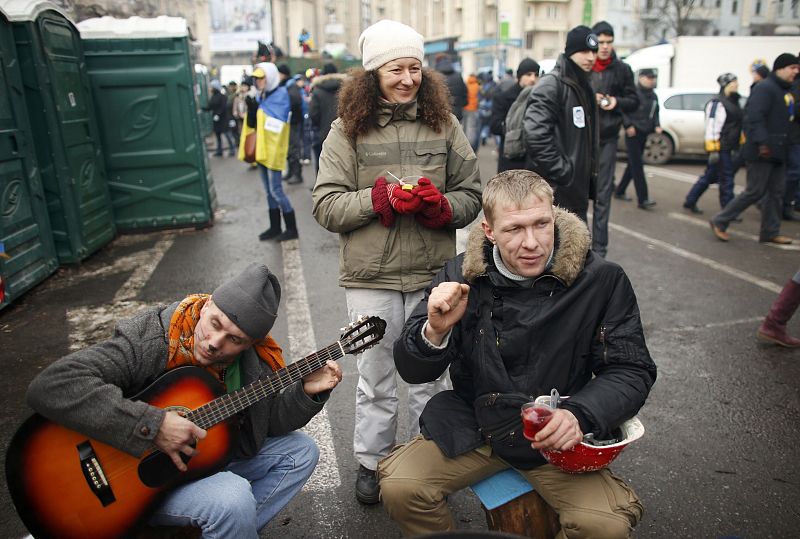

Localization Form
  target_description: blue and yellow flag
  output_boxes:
[0,241,9,259]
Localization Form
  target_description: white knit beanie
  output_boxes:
[359,20,424,71]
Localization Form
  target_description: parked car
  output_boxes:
[619,87,718,165]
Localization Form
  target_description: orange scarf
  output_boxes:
[166,294,285,381]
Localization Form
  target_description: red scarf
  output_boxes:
[592,56,612,72]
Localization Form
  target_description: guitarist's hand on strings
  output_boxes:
[154,410,207,472]
[302,360,343,395]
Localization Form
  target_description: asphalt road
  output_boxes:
[1,143,798,539]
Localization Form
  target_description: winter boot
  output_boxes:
[757,279,800,347]
[258,209,282,241]
[274,211,298,242]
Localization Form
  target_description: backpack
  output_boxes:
[503,85,534,160]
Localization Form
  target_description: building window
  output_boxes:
[755,1,761,15]
[528,6,532,17]
[525,31,534,49]
[547,5,559,18]
[732,0,737,13]
[646,0,654,9]
[715,0,721,7]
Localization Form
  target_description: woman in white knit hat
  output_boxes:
[312,19,482,505]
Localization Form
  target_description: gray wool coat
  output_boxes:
[26,302,327,459]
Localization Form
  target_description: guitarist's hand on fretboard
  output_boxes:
[302,360,343,396]
[154,411,208,472]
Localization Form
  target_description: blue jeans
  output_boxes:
[685,150,735,209]
[259,164,294,214]
[214,130,237,155]
[149,431,319,538]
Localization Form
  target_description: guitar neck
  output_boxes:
[187,341,343,429]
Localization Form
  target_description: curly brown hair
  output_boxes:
[337,67,453,140]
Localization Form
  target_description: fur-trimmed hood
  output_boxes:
[462,207,590,286]
[311,72,347,91]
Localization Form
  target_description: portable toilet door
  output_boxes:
[6,0,115,264]
[0,5,58,310]
[79,16,217,231]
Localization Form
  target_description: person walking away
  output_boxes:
[462,73,481,151]
[309,63,347,177]
[207,80,237,157]
[226,81,241,140]
[615,69,661,207]
[434,54,467,122]
[25,263,342,537]
[682,73,743,214]
[490,58,540,173]
[378,170,656,537]
[312,19,482,505]
[239,63,299,242]
[588,21,639,258]
[525,26,599,222]
[758,268,800,347]
[478,72,497,147]
[278,64,305,185]
[709,53,799,245]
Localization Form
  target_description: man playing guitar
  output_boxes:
[22,263,343,537]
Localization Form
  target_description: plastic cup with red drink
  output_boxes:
[521,402,554,441]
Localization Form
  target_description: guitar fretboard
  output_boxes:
[186,341,344,429]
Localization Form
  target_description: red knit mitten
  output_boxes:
[415,178,453,228]
[371,177,395,227]
[387,183,423,214]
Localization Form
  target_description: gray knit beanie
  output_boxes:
[212,263,281,339]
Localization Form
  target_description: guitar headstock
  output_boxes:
[339,315,387,355]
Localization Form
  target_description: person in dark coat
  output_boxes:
[207,80,237,157]
[588,21,639,258]
[710,53,799,245]
[783,73,800,220]
[490,57,541,173]
[378,170,656,537]
[615,69,661,206]
[25,263,343,537]
[309,63,347,176]
[524,26,600,222]
[682,73,743,214]
[278,64,305,184]
[434,54,467,121]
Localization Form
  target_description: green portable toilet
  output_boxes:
[195,63,213,138]
[0,5,58,310]
[6,0,115,264]
[79,16,217,231]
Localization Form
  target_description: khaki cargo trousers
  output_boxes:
[378,436,642,538]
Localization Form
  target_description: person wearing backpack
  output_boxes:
[490,58,541,172]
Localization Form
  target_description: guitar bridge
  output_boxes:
[77,440,116,506]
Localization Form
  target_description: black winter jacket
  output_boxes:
[490,81,526,172]
[282,79,304,126]
[713,92,744,151]
[309,73,346,143]
[741,73,795,163]
[589,54,639,142]
[622,83,660,136]
[436,58,468,121]
[394,209,657,469]
[524,55,598,219]
[207,90,230,134]
[788,80,800,145]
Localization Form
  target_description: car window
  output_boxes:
[681,93,715,111]
[663,95,683,110]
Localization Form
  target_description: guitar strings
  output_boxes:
[95,325,377,482]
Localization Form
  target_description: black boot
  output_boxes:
[258,209,282,240]
[274,211,298,242]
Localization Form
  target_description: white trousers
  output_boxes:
[346,287,450,470]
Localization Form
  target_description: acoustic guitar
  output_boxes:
[6,315,386,539]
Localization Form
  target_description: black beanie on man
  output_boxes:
[212,263,281,340]
[592,21,614,37]
[565,26,599,57]
[772,53,799,72]
[517,58,541,80]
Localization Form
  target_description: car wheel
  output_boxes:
[643,132,674,165]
